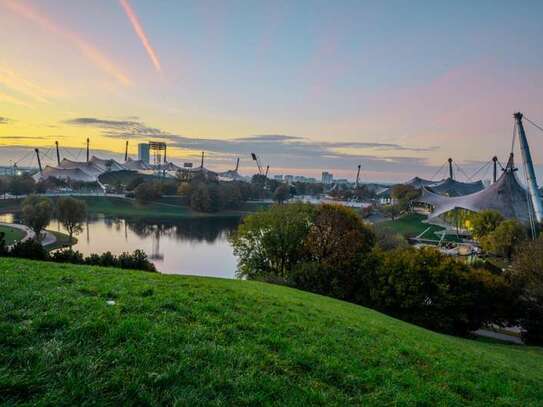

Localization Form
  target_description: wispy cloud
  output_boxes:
[1,0,131,86]
[0,90,32,107]
[0,65,54,104]
[119,0,161,72]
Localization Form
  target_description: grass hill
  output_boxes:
[1,258,542,405]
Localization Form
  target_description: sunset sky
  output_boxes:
[1,0,543,182]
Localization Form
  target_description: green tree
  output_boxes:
[21,195,52,240]
[230,203,316,280]
[190,183,211,212]
[469,210,504,240]
[134,182,161,204]
[56,197,87,243]
[511,237,543,344]
[391,184,420,211]
[381,204,402,221]
[480,219,527,259]
[368,247,515,336]
[9,175,35,197]
[273,184,290,204]
[220,183,242,209]
[0,178,7,198]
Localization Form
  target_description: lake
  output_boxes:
[0,213,241,278]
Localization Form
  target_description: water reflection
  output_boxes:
[1,213,240,278]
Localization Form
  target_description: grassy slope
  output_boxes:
[0,225,26,245]
[1,258,542,405]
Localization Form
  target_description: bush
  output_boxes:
[50,249,85,264]
[9,239,48,260]
[480,219,527,259]
[511,237,543,345]
[367,247,515,336]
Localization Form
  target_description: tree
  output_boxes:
[190,183,211,212]
[294,204,376,301]
[134,182,161,204]
[511,237,543,344]
[0,178,7,198]
[373,224,408,251]
[367,247,515,336]
[273,184,290,204]
[381,204,402,221]
[480,219,527,259]
[56,197,87,243]
[230,203,316,281]
[391,184,420,211]
[469,210,504,240]
[220,183,242,209]
[21,195,52,240]
[9,176,35,197]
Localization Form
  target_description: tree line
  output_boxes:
[230,203,543,344]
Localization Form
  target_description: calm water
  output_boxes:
[1,213,240,278]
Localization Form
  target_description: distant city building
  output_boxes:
[284,175,294,184]
[274,175,284,181]
[321,171,333,184]
[293,175,318,184]
[138,143,150,164]
[335,178,350,185]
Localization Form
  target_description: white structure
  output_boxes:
[321,171,333,184]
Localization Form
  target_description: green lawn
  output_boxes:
[381,213,462,242]
[1,258,542,405]
[0,225,26,245]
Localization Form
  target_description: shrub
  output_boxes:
[9,239,48,260]
[367,247,515,336]
[134,182,161,204]
[50,249,85,264]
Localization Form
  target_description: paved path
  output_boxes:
[0,222,57,248]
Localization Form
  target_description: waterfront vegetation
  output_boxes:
[1,257,542,405]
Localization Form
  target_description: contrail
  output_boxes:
[1,0,131,86]
[119,0,161,72]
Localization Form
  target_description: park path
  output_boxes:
[0,222,57,248]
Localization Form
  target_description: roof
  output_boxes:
[426,178,484,197]
[405,176,441,188]
[35,166,97,182]
[417,155,530,222]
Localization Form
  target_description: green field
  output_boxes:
[381,213,462,242]
[0,225,26,245]
[1,258,542,405]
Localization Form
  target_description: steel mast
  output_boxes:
[514,112,543,223]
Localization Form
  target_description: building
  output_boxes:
[138,143,150,164]
[284,175,294,184]
[321,171,333,185]
[274,175,284,182]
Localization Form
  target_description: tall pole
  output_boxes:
[200,151,204,168]
[356,164,361,188]
[55,141,61,166]
[492,156,498,183]
[448,158,453,180]
[125,141,129,162]
[235,157,240,172]
[86,138,90,162]
[163,145,167,163]
[514,112,543,223]
[35,148,42,174]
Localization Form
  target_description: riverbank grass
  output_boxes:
[1,257,542,405]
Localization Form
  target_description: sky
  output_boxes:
[1,0,543,182]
